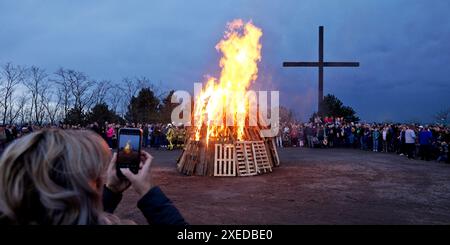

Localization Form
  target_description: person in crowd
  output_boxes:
[436,141,448,163]
[160,124,169,149]
[105,123,115,148]
[404,125,416,159]
[275,123,283,148]
[362,127,369,150]
[148,124,154,147]
[153,125,161,149]
[419,126,433,161]
[11,125,18,140]
[290,124,299,147]
[317,125,325,148]
[0,129,187,225]
[298,125,305,147]
[305,124,314,148]
[382,126,389,153]
[334,125,341,147]
[90,122,101,136]
[143,124,149,148]
[398,127,406,156]
[176,125,186,148]
[356,125,363,150]
[282,125,290,147]
[327,125,335,148]
[166,124,175,150]
[4,125,13,144]
[373,127,380,152]
[0,126,6,151]
[348,125,355,148]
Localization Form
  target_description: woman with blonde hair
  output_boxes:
[0,129,187,225]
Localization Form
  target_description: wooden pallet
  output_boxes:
[235,142,258,176]
[252,141,272,174]
[214,144,236,177]
[269,138,280,167]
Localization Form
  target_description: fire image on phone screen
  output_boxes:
[117,134,140,167]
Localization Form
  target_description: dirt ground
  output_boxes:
[115,147,450,224]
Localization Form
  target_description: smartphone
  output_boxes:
[116,128,142,178]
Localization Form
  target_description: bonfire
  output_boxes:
[177,19,280,177]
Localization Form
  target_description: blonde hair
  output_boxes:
[0,129,123,225]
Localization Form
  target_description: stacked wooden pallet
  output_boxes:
[235,141,258,176]
[212,140,273,177]
[251,141,272,174]
[177,125,280,177]
[213,144,236,177]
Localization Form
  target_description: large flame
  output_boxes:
[194,19,263,143]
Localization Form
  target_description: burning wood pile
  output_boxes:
[177,126,280,177]
[176,19,280,177]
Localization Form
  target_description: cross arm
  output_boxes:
[283,62,359,67]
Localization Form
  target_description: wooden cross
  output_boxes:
[283,26,359,114]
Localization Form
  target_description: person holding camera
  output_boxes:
[0,129,187,225]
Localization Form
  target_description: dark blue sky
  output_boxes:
[1,0,449,122]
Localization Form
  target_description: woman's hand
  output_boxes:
[105,153,131,193]
[120,151,154,198]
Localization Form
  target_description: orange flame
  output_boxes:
[194,19,263,143]
[123,140,132,154]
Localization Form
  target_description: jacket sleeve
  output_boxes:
[102,185,123,214]
[137,186,188,225]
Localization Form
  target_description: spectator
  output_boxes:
[373,128,380,152]
[143,124,149,148]
[0,129,187,225]
[382,126,389,152]
[106,124,115,148]
[436,141,448,163]
[419,126,433,161]
[404,125,416,159]
[290,125,299,147]
[305,124,314,148]
[5,125,13,144]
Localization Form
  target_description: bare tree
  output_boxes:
[54,68,95,117]
[24,66,49,125]
[136,76,165,98]
[8,94,28,125]
[119,77,139,117]
[54,68,73,119]
[124,77,139,101]
[107,83,124,114]
[16,95,30,125]
[66,69,94,112]
[43,87,63,125]
[0,62,25,125]
[92,80,111,105]
[115,76,165,118]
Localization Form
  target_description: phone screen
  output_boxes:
[117,128,142,175]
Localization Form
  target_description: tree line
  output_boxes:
[0,62,176,126]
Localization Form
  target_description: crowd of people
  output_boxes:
[1,117,449,164]
[85,122,187,150]
[277,116,450,163]
[0,122,188,151]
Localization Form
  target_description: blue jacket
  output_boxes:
[419,130,432,145]
[373,130,380,139]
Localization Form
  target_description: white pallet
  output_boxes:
[214,144,236,177]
